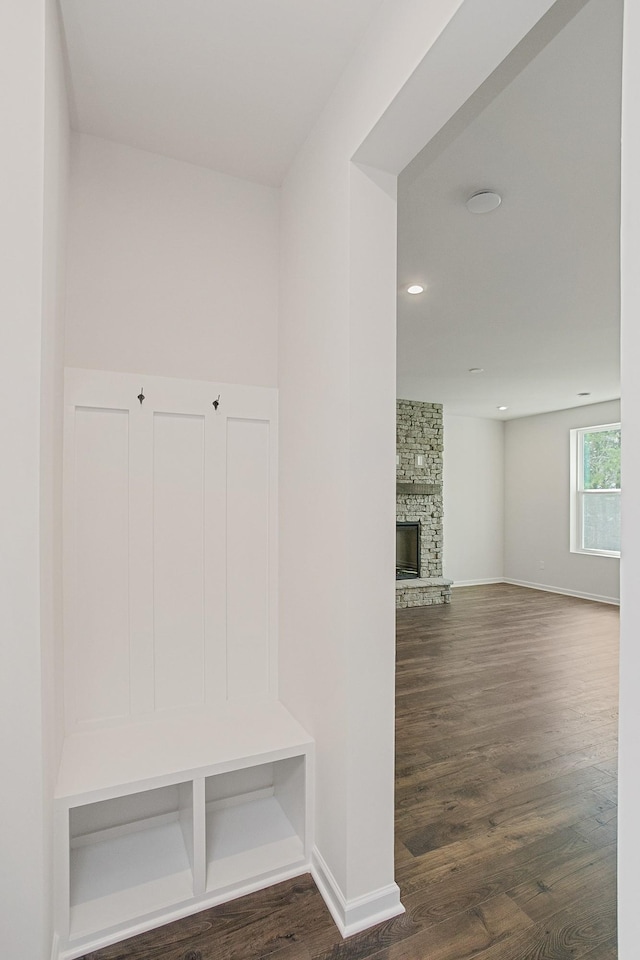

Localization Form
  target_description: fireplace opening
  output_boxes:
[396,522,420,580]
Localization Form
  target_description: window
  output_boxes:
[570,423,621,557]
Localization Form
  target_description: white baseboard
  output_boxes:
[55,854,402,958]
[450,578,504,587]
[502,578,620,606]
[311,847,404,938]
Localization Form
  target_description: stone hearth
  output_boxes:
[396,577,452,609]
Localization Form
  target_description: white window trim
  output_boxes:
[570,422,621,558]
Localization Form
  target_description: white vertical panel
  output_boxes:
[204,412,228,701]
[64,370,278,721]
[226,419,270,698]
[191,778,207,896]
[153,413,205,710]
[128,404,155,714]
[178,781,195,885]
[71,407,130,723]
[53,803,71,942]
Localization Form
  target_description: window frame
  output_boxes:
[570,422,621,558]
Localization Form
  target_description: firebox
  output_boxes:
[396,522,420,579]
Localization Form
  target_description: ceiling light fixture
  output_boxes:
[497,405,508,411]
[468,367,484,374]
[406,284,425,295]
[466,191,502,214]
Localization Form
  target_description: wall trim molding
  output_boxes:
[50,933,60,960]
[502,578,620,606]
[451,578,504,587]
[311,847,404,939]
[449,576,620,606]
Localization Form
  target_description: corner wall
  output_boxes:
[618,0,640,950]
[504,400,620,604]
[0,1,48,956]
[41,0,71,951]
[278,2,438,923]
[278,0,563,934]
[278,154,398,923]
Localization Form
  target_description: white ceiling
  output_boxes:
[397,0,622,420]
[59,0,384,186]
[60,0,622,422]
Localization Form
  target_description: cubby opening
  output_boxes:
[205,755,306,892]
[68,782,195,939]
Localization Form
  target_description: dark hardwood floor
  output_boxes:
[82,584,619,960]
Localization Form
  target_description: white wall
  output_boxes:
[0,1,57,956]
[41,0,70,949]
[65,134,279,386]
[278,5,420,921]
[504,400,620,603]
[279,0,562,932]
[618,0,640,951]
[443,415,505,585]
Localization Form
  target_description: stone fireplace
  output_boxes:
[396,522,420,579]
[396,399,452,608]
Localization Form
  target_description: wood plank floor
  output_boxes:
[82,584,619,960]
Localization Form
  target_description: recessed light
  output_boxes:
[468,367,484,374]
[406,284,425,295]
[466,191,502,214]
[577,392,591,397]
[497,405,508,411]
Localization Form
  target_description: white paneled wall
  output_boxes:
[71,406,130,723]
[63,369,278,731]
[153,412,206,711]
[227,418,271,698]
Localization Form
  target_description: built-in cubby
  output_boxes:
[205,756,306,893]
[68,783,195,940]
[55,373,314,959]
[54,703,314,960]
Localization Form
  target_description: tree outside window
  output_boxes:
[571,424,621,556]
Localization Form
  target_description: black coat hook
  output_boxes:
[138,388,145,405]
[212,395,220,410]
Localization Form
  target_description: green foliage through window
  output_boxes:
[583,428,621,490]
[576,424,621,555]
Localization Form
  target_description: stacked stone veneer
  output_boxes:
[396,399,452,608]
